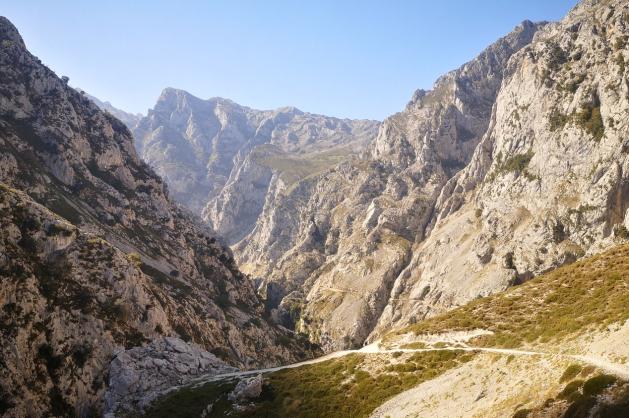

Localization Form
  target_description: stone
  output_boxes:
[228,375,264,403]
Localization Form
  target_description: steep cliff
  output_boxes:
[232,19,546,350]
[0,17,314,417]
[234,0,628,351]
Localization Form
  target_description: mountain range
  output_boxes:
[1,0,629,416]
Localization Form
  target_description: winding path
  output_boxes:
[188,341,629,386]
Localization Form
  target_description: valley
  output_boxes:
[1,0,628,416]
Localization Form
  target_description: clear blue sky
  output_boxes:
[4,1,577,120]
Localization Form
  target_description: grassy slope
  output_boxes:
[143,351,473,418]
[397,244,629,349]
[251,145,353,192]
[143,244,629,418]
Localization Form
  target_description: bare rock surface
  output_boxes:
[104,337,237,415]
[214,0,629,353]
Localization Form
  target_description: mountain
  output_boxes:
[0,17,315,417]
[145,242,629,418]
[221,0,629,353]
[131,89,380,242]
[231,19,547,350]
[81,91,143,129]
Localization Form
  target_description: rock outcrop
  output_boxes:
[228,375,263,403]
[104,337,236,415]
[0,17,315,417]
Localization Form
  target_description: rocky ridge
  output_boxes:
[0,17,314,418]
[81,91,143,130]
[131,88,379,243]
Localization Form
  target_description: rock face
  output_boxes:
[220,0,629,352]
[131,89,379,242]
[232,19,547,350]
[228,375,263,403]
[0,17,315,418]
[104,337,236,415]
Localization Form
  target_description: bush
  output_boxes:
[501,151,534,174]
[37,343,63,380]
[582,374,617,396]
[512,409,531,418]
[558,379,584,399]
[71,343,92,369]
[574,105,604,141]
[560,364,582,383]
[127,252,142,266]
[614,225,629,239]
[553,221,566,243]
[549,110,569,131]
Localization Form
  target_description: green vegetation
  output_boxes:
[142,381,236,418]
[560,364,583,383]
[549,109,569,131]
[582,374,617,396]
[548,104,605,141]
[233,351,471,418]
[500,151,534,173]
[512,409,531,418]
[144,351,472,418]
[524,373,629,417]
[126,252,142,266]
[490,151,536,182]
[574,105,604,141]
[400,245,629,348]
[614,224,629,240]
[252,145,352,193]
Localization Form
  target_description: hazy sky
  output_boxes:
[4,1,577,120]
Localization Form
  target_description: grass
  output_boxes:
[142,381,236,418]
[251,145,351,193]
[398,244,629,348]
[144,351,473,418]
[233,351,472,418]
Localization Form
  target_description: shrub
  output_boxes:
[553,221,566,243]
[549,110,569,131]
[574,105,604,141]
[560,364,582,383]
[582,374,617,396]
[126,252,142,266]
[614,225,629,239]
[37,343,63,380]
[512,409,531,418]
[501,151,534,174]
[71,343,92,369]
[558,380,584,400]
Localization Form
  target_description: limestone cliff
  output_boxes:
[233,0,628,351]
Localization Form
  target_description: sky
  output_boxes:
[4,1,577,120]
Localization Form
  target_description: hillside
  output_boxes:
[229,0,629,352]
[0,17,315,417]
[141,243,629,417]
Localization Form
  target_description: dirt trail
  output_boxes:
[187,341,629,386]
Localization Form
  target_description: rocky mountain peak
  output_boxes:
[0,16,25,49]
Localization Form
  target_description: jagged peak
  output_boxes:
[0,16,25,49]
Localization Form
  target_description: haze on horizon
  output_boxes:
[5,0,576,120]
